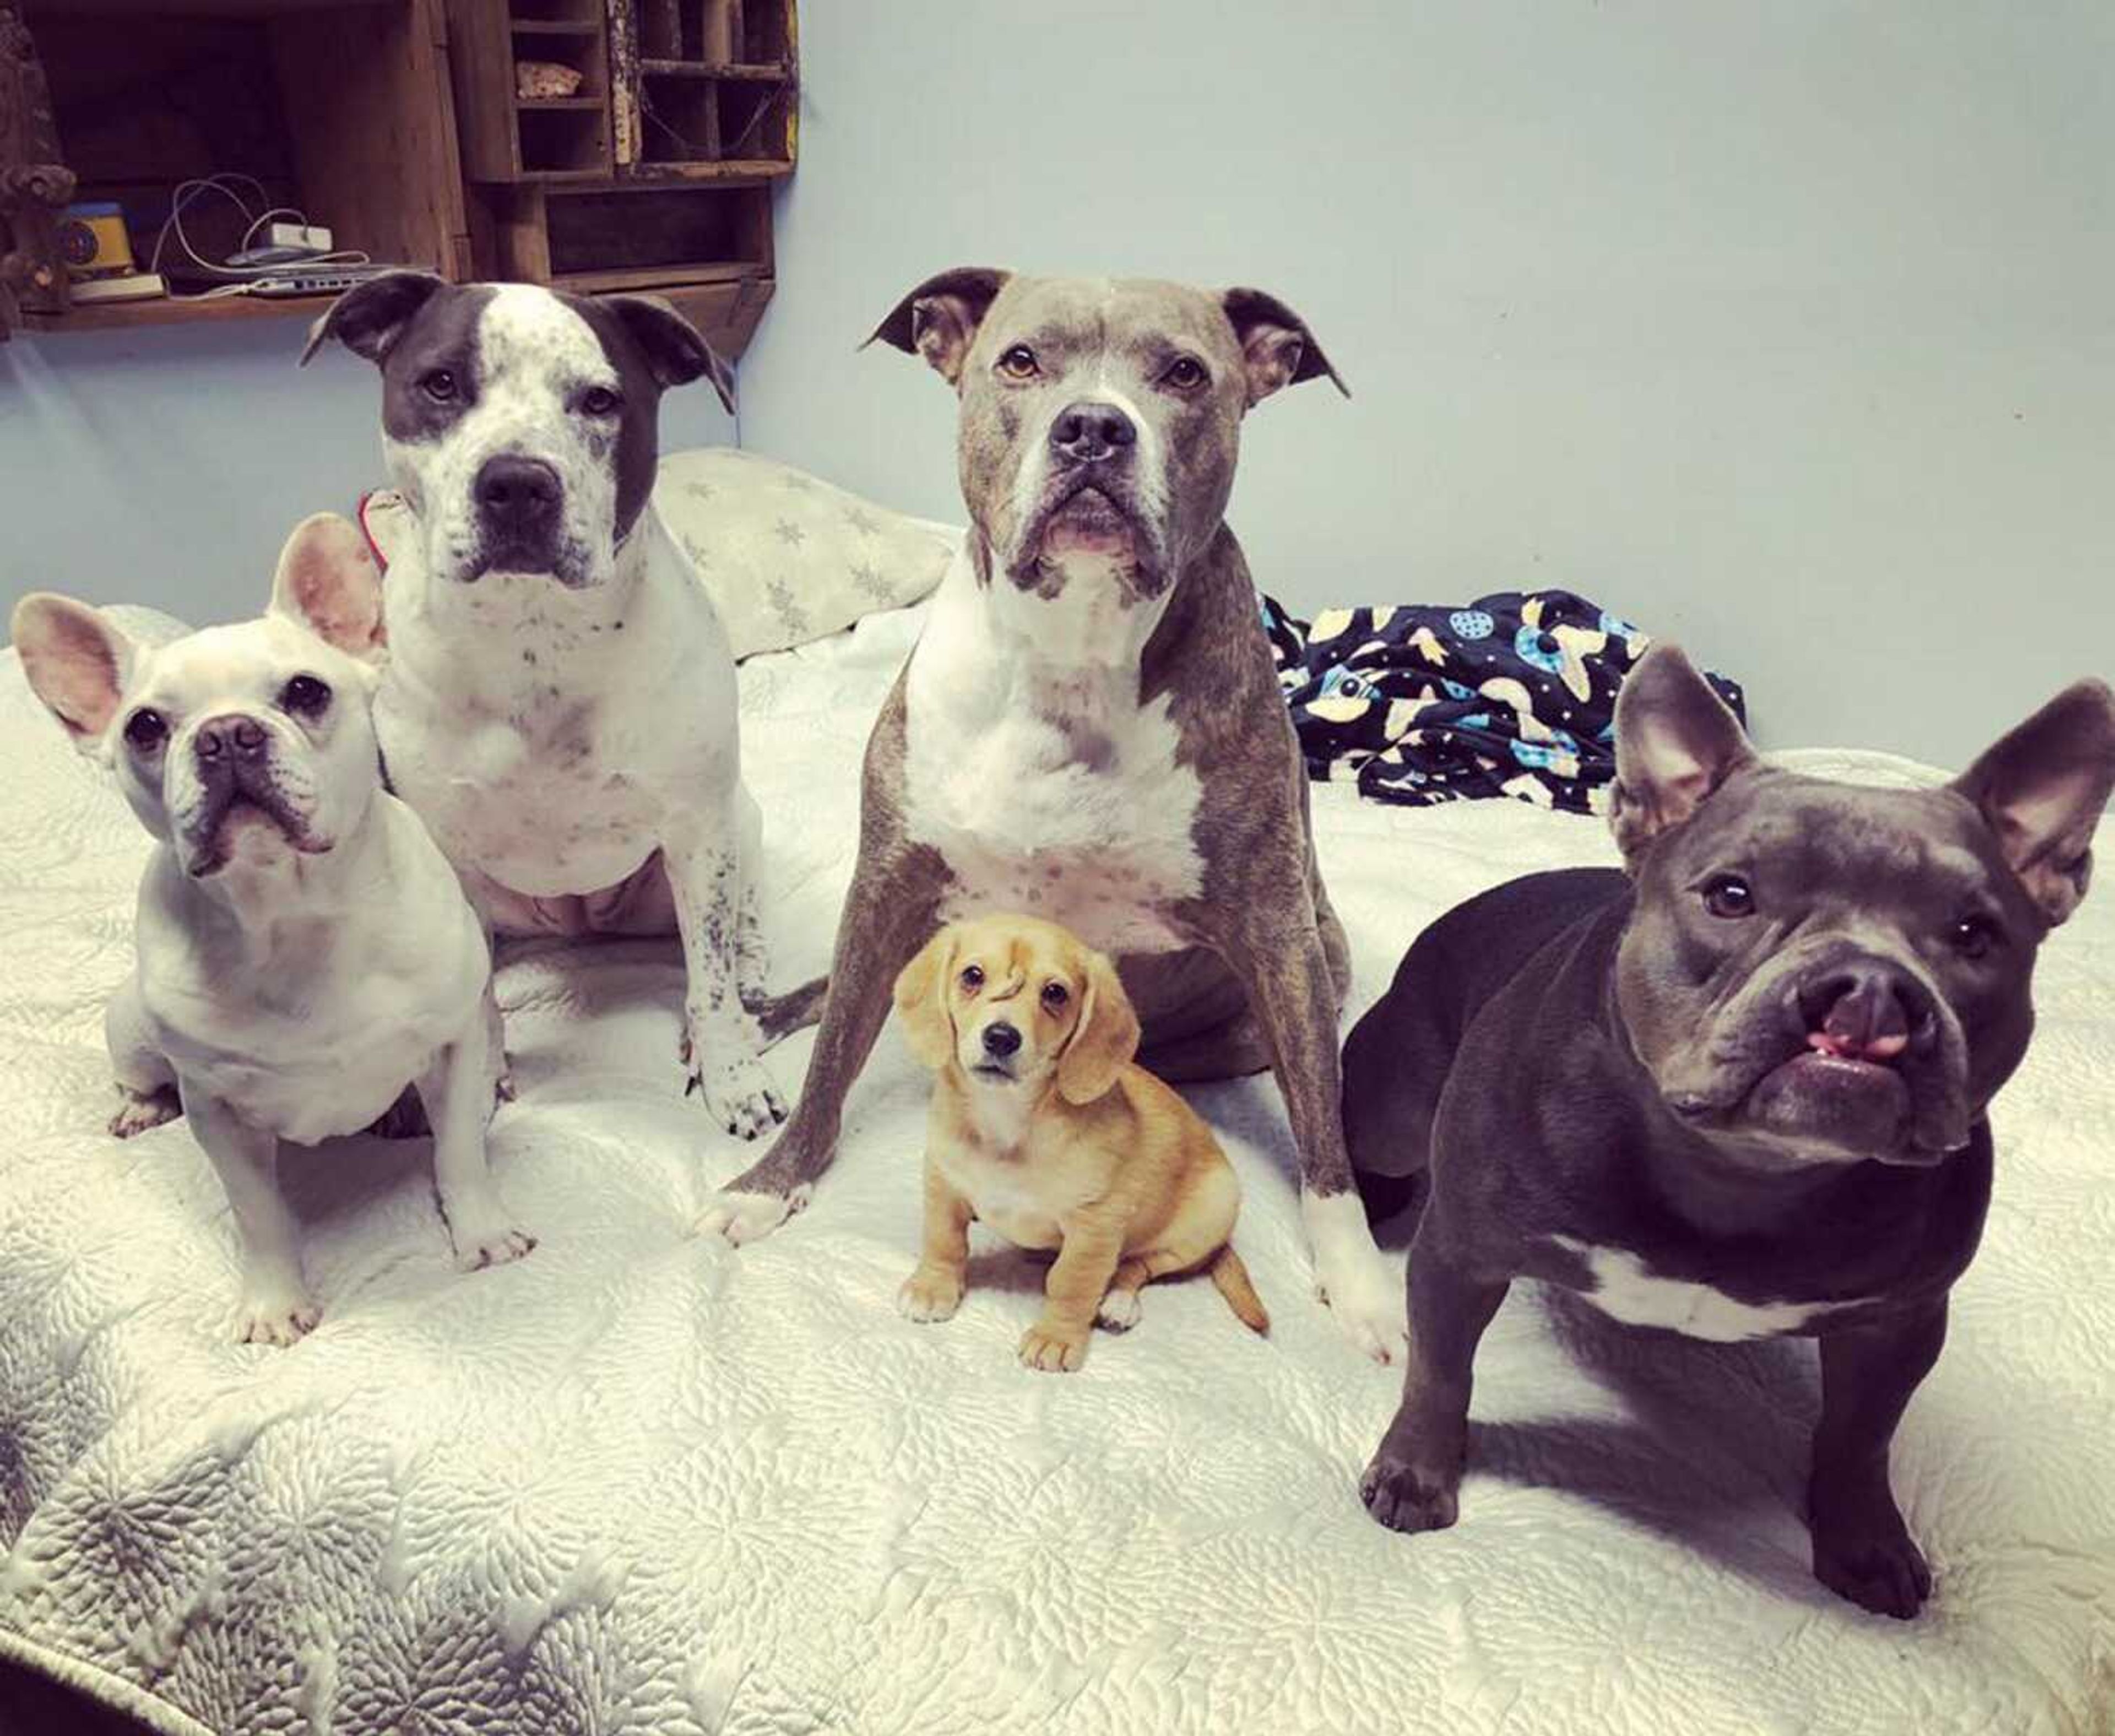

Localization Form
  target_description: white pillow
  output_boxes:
[359,449,961,661]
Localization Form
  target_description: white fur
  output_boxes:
[373,286,780,1137]
[1550,1236,1845,1342]
[902,545,1205,956]
[1303,1189,1408,1363]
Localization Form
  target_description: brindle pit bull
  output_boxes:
[697,268,1408,1361]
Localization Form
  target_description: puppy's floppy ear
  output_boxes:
[893,927,959,1069]
[865,267,1012,388]
[1221,287,1350,407]
[1056,946,1141,1107]
[1953,677,2115,927]
[11,593,135,752]
[300,270,446,366]
[605,294,736,413]
[1609,643,1757,864]
[270,513,387,664]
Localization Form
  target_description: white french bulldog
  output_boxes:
[12,515,532,1346]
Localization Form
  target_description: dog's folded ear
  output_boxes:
[270,513,387,666]
[865,267,1012,388]
[893,927,960,1068]
[1609,643,1758,863]
[1056,948,1142,1106]
[1953,678,2115,926]
[300,270,447,366]
[604,295,736,413]
[11,593,135,753]
[1221,288,1349,407]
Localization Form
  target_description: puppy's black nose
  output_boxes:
[474,455,562,534]
[1800,958,1934,1058]
[1049,401,1136,465]
[981,1021,1022,1059]
[195,715,268,764]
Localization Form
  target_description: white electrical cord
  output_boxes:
[149,175,373,301]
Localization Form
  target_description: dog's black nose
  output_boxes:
[474,455,563,533]
[1800,958,1935,1057]
[1049,402,1136,464]
[195,715,268,764]
[982,1021,1022,1059]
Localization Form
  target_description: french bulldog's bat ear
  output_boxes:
[1221,287,1350,407]
[270,513,387,664]
[865,267,1012,388]
[1952,678,2115,926]
[892,927,960,1069]
[300,270,446,366]
[1609,643,1757,862]
[1055,945,1141,1108]
[604,294,735,411]
[10,593,135,752]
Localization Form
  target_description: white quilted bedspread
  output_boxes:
[2,605,2111,1736]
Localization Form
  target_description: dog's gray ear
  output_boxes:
[865,267,1012,388]
[301,270,447,366]
[1609,643,1756,863]
[604,294,735,412]
[1221,287,1349,406]
[269,513,387,665]
[11,593,135,752]
[1056,946,1141,1107]
[892,927,960,1068]
[1953,679,2115,926]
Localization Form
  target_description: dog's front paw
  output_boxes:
[109,1085,181,1140]
[1359,1449,1461,1534]
[897,1265,964,1323]
[1812,1509,1933,1619]
[1095,1288,1142,1332]
[686,1054,789,1141]
[1018,1319,1090,1373]
[696,1184,809,1247]
[451,1221,537,1273]
[235,1283,319,1348]
[1306,1193,1407,1365]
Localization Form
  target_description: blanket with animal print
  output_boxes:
[1261,589,1747,814]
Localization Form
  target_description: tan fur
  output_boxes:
[892,913,1268,1371]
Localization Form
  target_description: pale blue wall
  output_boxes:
[0,314,736,627]
[735,0,2115,766]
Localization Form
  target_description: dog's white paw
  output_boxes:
[443,1189,536,1271]
[109,1086,181,1140]
[235,1284,319,1348]
[696,1184,808,1247]
[897,1266,964,1323]
[1305,1190,1407,1366]
[687,1054,789,1142]
[1096,1288,1142,1333]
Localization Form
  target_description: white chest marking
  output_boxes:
[902,552,1204,956]
[1550,1236,1837,1342]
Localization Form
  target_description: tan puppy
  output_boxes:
[893,913,1267,1371]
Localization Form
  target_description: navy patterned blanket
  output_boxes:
[1261,589,1747,815]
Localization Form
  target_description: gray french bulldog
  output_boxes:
[1343,643,2115,1618]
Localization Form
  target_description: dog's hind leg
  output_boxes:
[105,979,180,1139]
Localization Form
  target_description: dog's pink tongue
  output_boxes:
[1809,986,1911,1062]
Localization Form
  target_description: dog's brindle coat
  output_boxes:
[698,269,1407,1360]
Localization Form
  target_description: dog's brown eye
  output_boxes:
[1702,874,1754,919]
[1952,914,2001,959]
[958,964,985,992]
[420,368,458,403]
[1162,355,1207,390]
[123,708,167,753]
[281,674,332,718]
[996,345,1039,381]
[1040,981,1070,1011]
[580,386,621,417]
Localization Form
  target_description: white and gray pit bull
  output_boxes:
[12,516,528,1346]
[302,274,819,1139]
[700,268,1408,1362]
